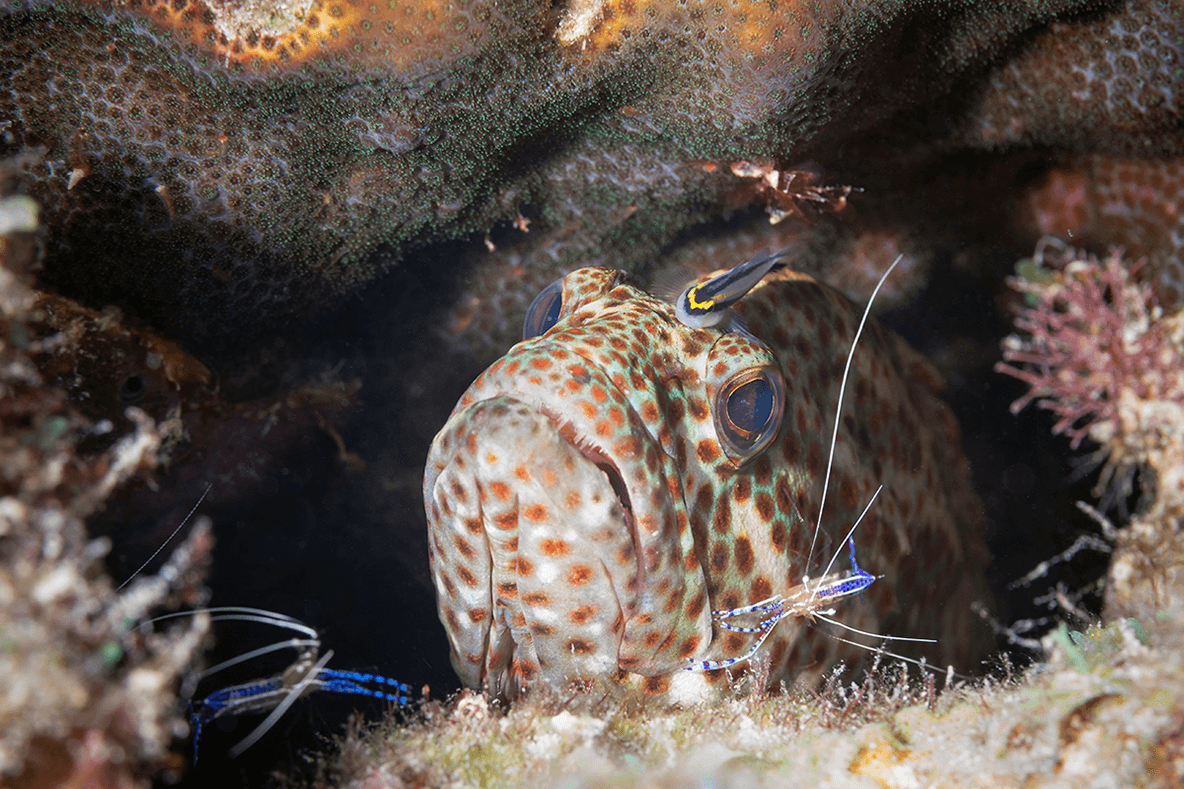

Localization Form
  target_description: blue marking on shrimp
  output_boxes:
[815,537,875,600]
[190,663,414,761]
[683,536,881,672]
[682,258,907,674]
[156,607,415,762]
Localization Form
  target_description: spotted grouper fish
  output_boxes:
[424,255,994,702]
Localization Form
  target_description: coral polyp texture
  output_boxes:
[122,0,532,77]
[962,0,1184,155]
[1021,154,1184,309]
[0,0,1091,347]
[555,0,832,129]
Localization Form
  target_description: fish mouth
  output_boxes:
[536,403,637,536]
[426,385,715,697]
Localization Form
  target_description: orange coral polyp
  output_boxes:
[558,0,824,65]
[101,0,531,76]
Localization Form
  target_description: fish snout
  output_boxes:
[425,396,638,696]
[424,392,717,698]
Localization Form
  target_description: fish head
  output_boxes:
[425,264,995,701]
[424,266,793,699]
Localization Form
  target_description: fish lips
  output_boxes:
[425,350,714,695]
[425,395,640,696]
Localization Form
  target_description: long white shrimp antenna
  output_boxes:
[810,620,974,683]
[812,629,947,676]
[813,614,936,644]
[145,606,320,640]
[144,606,323,688]
[815,484,882,588]
[116,483,213,591]
[198,639,321,682]
[806,255,903,575]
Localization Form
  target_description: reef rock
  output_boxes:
[1,0,1094,347]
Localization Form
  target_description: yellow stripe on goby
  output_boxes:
[674,246,796,329]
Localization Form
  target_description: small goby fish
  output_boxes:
[674,246,793,330]
[424,259,993,702]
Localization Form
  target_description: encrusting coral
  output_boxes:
[960,0,1184,156]
[989,0,1184,313]
[0,0,1093,348]
[0,162,213,787]
[1020,154,1184,311]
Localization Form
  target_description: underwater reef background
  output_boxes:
[3,0,1184,785]
[9,0,1171,351]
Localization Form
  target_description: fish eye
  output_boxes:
[119,372,149,404]
[522,279,564,340]
[715,368,784,460]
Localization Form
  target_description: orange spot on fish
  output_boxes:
[567,565,593,585]
[571,605,598,624]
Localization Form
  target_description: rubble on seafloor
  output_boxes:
[296,616,1184,789]
[1,167,213,787]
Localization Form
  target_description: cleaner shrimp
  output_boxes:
[118,498,413,761]
[678,253,958,679]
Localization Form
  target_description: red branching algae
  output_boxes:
[997,249,1184,509]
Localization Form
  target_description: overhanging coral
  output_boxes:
[0,0,1097,348]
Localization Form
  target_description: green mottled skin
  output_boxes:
[425,266,993,700]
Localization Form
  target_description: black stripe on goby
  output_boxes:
[675,246,795,328]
